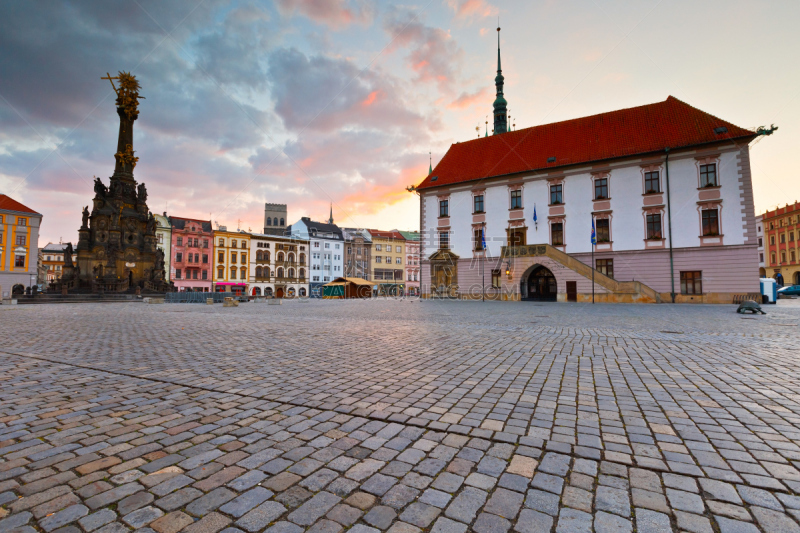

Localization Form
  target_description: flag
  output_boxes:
[533,205,538,229]
[481,227,487,250]
[591,219,597,246]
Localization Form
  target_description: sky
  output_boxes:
[1,0,799,246]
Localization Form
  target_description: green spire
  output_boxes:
[429,152,432,175]
[328,203,333,224]
[493,25,508,135]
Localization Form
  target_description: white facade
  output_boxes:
[248,233,309,298]
[756,214,765,276]
[289,218,344,297]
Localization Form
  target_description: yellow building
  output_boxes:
[213,228,250,295]
[368,230,406,295]
[1,195,42,296]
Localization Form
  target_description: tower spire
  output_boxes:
[328,203,334,224]
[492,23,508,135]
[429,152,432,175]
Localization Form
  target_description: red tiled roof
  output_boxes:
[369,229,406,240]
[417,96,756,190]
[0,194,40,215]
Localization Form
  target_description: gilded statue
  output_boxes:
[115,144,138,170]
[102,71,144,122]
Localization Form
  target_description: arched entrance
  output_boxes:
[276,287,284,298]
[522,265,557,302]
[794,272,800,285]
[252,287,261,296]
[759,267,767,278]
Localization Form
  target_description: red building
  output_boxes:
[169,217,213,292]
[762,202,800,285]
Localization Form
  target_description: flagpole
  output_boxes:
[592,243,595,304]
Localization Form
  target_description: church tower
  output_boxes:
[493,26,508,135]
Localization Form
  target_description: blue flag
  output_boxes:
[533,205,538,225]
[591,219,597,246]
[481,227,487,250]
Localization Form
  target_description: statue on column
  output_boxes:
[137,183,148,203]
[81,206,90,229]
[64,243,74,268]
[94,177,107,197]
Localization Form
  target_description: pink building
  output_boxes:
[170,217,213,292]
[400,231,420,296]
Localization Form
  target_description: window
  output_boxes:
[376,256,382,263]
[231,252,237,264]
[396,246,401,253]
[550,184,563,205]
[474,228,484,251]
[758,237,763,246]
[551,223,564,246]
[780,234,786,244]
[217,251,224,262]
[700,163,717,187]
[241,267,246,279]
[313,241,319,248]
[770,235,776,245]
[771,252,776,265]
[299,268,305,278]
[192,270,198,280]
[324,242,330,249]
[646,214,662,239]
[680,271,702,295]
[230,266,237,279]
[278,267,284,278]
[376,244,382,251]
[491,270,501,289]
[596,219,610,243]
[176,252,183,262]
[508,189,522,209]
[217,266,224,278]
[241,254,246,263]
[791,232,795,242]
[335,244,340,249]
[232,239,237,248]
[396,258,401,264]
[219,238,224,246]
[175,269,182,279]
[474,195,484,213]
[596,259,614,279]
[15,235,26,246]
[782,251,787,263]
[793,250,797,262]
[439,231,449,249]
[644,171,660,194]
[177,237,183,246]
[386,256,391,263]
[313,275,320,282]
[202,270,207,280]
[15,255,25,267]
[158,234,163,244]
[760,253,764,262]
[439,199,449,217]
[507,228,526,247]
[701,209,719,236]
[202,254,208,264]
[17,218,26,226]
[203,239,209,248]
[594,178,608,199]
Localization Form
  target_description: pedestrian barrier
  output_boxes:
[165,292,233,304]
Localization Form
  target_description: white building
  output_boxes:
[288,217,344,297]
[756,214,766,277]
[249,233,309,298]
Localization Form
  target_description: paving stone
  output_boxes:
[431,517,468,533]
[122,506,164,529]
[155,487,204,512]
[594,511,632,533]
[150,512,195,533]
[382,483,419,509]
[235,502,288,532]
[117,490,155,516]
[445,487,487,523]
[595,486,631,517]
[737,485,783,511]
[562,486,593,513]
[675,510,713,533]
[363,505,397,529]
[186,488,237,517]
[750,506,800,533]
[0,511,32,533]
[287,491,341,526]
[183,512,232,533]
[399,502,440,528]
[39,504,89,532]
[531,472,563,495]
[556,508,592,533]
[219,487,273,517]
[326,504,362,526]
[473,512,511,533]
[714,516,761,533]
[524,489,560,517]
[483,488,524,519]
[386,521,421,533]
[78,509,117,532]
[634,508,672,533]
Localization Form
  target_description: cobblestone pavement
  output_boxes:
[1,300,800,532]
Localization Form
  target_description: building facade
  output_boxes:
[170,217,213,292]
[418,86,764,302]
[263,203,287,235]
[0,195,42,295]
[762,203,800,285]
[249,233,309,297]
[342,228,372,280]
[289,217,344,297]
[154,213,172,282]
[369,230,405,295]
[213,228,250,295]
[399,231,420,296]
[756,215,766,278]
[42,242,70,283]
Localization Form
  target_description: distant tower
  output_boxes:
[263,203,287,234]
[327,203,334,224]
[493,25,508,135]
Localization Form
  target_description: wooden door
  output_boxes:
[566,281,577,302]
[276,287,284,298]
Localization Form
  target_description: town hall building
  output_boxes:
[417,29,767,303]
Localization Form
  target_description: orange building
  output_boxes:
[762,202,800,285]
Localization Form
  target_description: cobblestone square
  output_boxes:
[2,300,800,532]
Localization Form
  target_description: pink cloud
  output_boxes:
[275,0,374,29]
[448,87,490,109]
[446,0,498,21]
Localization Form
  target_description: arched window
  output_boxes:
[263,267,270,278]
[255,266,262,277]
[230,266,237,279]
[253,287,261,296]
[256,250,262,261]
[299,268,305,279]
[217,266,224,278]
[287,287,296,297]
[265,251,270,262]
[288,268,295,278]
[288,253,295,263]
[265,287,273,296]
[299,253,305,264]
[267,217,272,226]
[280,218,284,226]
[241,267,246,279]
[278,267,284,278]
[299,288,306,296]
[277,252,285,262]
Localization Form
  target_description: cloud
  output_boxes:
[446,0,499,21]
[383,10,464,94]
[448,87,490,109]
[275,0,375,29]
[267,47,426,133]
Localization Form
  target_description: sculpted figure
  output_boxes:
[94,177,107,196]
[137,183,148,203]
[146,212,156,234]
[64,243,74,267]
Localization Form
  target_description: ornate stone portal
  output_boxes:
[56,72,171,293]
